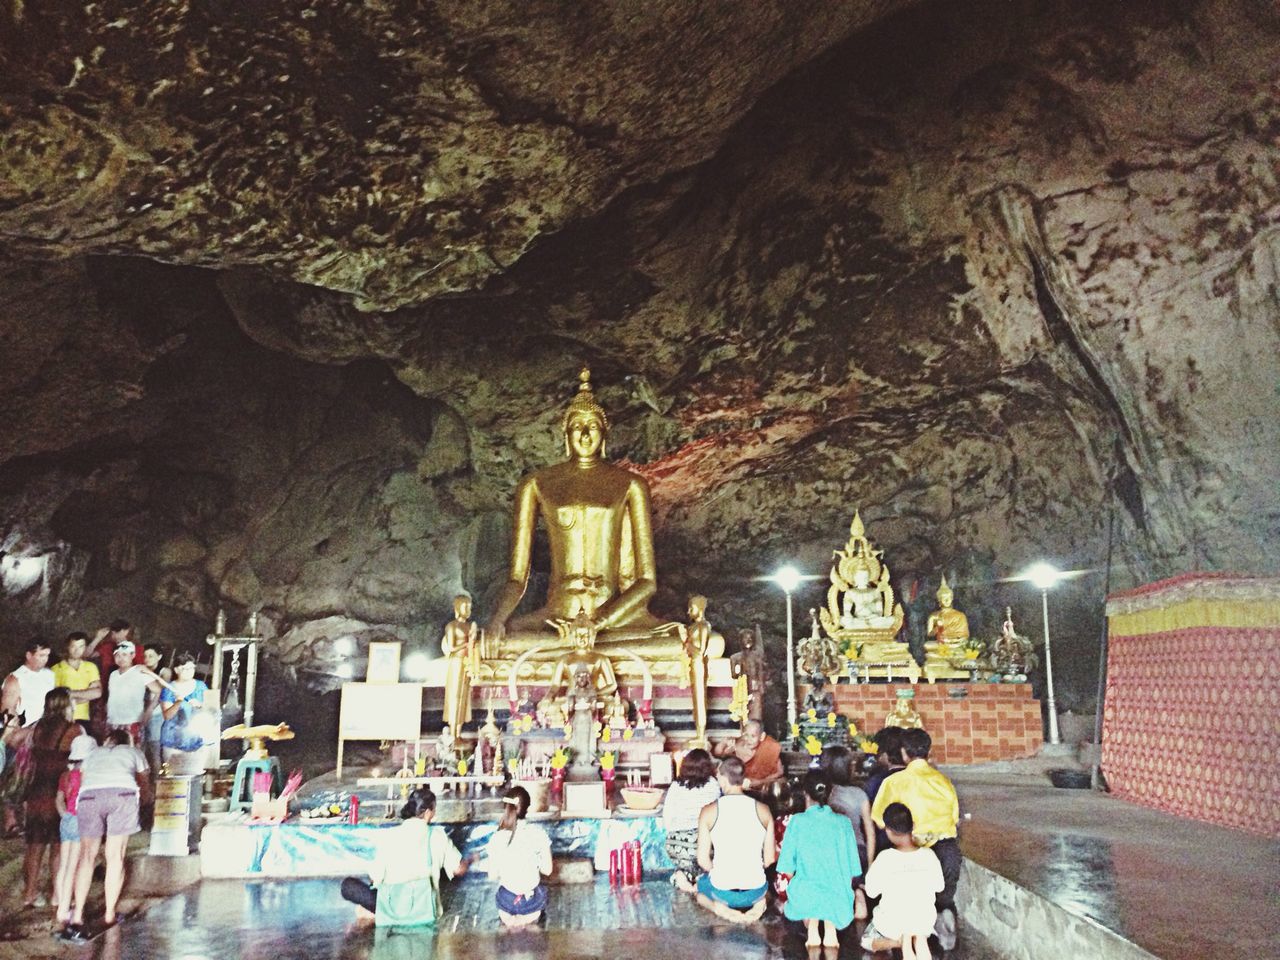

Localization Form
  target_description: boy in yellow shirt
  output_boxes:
[51,633,101,723]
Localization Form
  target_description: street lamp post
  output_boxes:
[773,565,802,728]
[1026,562,1063,745]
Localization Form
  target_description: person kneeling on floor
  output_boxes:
[861,802,944,960]
[340,787,467,927]
[693,756,776,923]
[483,785,553,927]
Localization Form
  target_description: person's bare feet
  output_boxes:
[673,872,696,894]
[821,923,839,948]
[354,905,376,924]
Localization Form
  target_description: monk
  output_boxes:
[713,720,783,789]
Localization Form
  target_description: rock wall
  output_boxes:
[1,0,1277,721]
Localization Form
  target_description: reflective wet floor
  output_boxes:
[6,877,1002,960]
[953,773,1280,960]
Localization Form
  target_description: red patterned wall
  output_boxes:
[1102,575,1280,837]
[804,683,1043,764]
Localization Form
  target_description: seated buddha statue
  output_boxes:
[484,368,687,664]
[839,564,896,629]
[923,576,974,678]
[537,606,620,724]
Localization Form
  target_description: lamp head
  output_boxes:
[773,565,802,594]
[1025,562,1063,592]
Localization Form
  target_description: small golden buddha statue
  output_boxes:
[923,576,975,680]
[538,605,620,723]
[677,594,714,747]
[440,594,479,734]
[885,693,923,729]
[484,368,684,664]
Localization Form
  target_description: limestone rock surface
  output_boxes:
[1,0,1277,714]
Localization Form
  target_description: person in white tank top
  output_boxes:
[2,641,55,727]
[692,755,776,923]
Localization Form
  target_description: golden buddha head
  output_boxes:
[562,367,609,459]
[687,594,707,621]
[936,576,953,609]
[453,594,472,619]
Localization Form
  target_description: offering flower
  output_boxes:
[806,708,817,721]
[457,759,468,776]
[599,750,616,771]
[550,748,570,770]
[847,720,859,737]
[507,757,520,775]
[826,712,837,728]
[804,735,823,757]
[790,722,801,738]
[622,726,634,741]
[601,726,612,743]
[860,738,878,754]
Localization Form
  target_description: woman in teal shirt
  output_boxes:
[777,770,862,948]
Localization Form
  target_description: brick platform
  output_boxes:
[803,682,1044,764]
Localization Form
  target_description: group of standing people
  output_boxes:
[0,622,209,941]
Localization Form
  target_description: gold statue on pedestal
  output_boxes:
[818,510,913,676]
[676,595,714,748]
[923,576,976,681]
[484,369,681,658]
[441,594,480,734]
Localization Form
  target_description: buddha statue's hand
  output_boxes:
[477,628,498,660]
[482,619,505,653]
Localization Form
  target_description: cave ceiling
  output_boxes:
[1,0,1278,703]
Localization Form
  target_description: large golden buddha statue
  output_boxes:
[923,575,976,680]
[818,510,913,677]
[484,368,688,666]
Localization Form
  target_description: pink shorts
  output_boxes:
[77,790,140,839]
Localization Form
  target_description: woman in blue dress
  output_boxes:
[159,653,209,753]
[776,770,862,948]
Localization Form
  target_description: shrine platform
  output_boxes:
[803,680,1044,763]
[199,808,675,879]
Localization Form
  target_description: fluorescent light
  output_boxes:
[1024,562,1064,591]
[773,565,802,593]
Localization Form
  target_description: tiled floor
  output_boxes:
[2,876,1002,960]
[952,771,1280,960]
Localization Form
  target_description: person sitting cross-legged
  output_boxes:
[693,756,776,923]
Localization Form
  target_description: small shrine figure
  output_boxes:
[539,603,619,725]
[436,724,457,773]
[923,575,975,680]
[801,676,836,719]
[604,692,630,729]
[441,594,480,735]
[729,627,766,724]
[797,608,844,680]
[676,594,713,747]
[507,687,537,732]
[991,607,1037,680]
[884,690,924,729]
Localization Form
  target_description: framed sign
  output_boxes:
[649,752,674,786]
[336,681,422,777]
[366,641,402,684]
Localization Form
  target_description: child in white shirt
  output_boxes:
[862,802,945,960]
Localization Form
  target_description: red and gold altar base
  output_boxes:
[800,682,1043,764]
[1102,573,1280,837]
